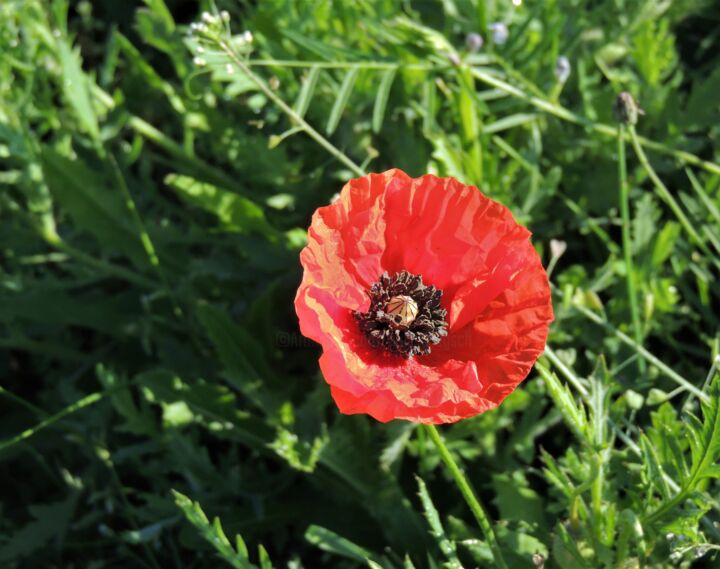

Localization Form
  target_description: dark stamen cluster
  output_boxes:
[354,271,448,358]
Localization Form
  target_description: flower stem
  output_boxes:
[423,424,508,569]
[617,124,646,376]
[627,126,707,251]
[218,41,366,178]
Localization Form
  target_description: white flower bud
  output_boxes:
[193,57,207,67]
[555,56,571,83]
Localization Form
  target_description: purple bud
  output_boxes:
[465,32,483,53]
[489,22,509,45]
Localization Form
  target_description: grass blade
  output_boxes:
[326,68,358,135]
[372,67,397,133]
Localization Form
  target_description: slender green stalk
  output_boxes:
[217,42,366,177]
[92,86,240,191]
[108,154,184,318]
[571,302,708,403]
[51,239,159,290]
[0,392,105,452]
[423,424,508,569]
[617,124,646,376]
[469,67,720,176]
[627,125,708,249]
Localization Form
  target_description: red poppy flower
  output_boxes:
[295,169,553,424]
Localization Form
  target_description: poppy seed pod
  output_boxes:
[295,170,553,423]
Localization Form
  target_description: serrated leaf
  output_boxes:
[416,476,461,569]
[326,68,358,135]
[372,68,397,133]
[639,433,671,499]
[172,490,257,569]
[537,364,588,443]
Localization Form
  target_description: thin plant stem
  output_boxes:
[617,124,646,376]
[469,67,720,176]
[0,392,105,452]
[217,42,366,177]
[51,239,159,290]
[627,125,708,251]
[571,302,708,403]
[423,424,508,569]
[108,154,184,319]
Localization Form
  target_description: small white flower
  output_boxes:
[555,56,571,83]
[512,0,522,5]
[225,63,235,74]
[666,532,675,541]
[193,57,207,67]
[489,22,509,45]
[196,46,205,54]
[242,30,254,43]
[220,10,230,22]
[201,11,216,24]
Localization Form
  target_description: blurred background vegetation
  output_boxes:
[1,0,720,567]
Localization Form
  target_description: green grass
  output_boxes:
[1,0,720,567]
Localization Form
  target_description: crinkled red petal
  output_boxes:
[295,169,553,423]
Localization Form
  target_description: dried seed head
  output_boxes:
[386,296,419,328]
[614,91,644,125]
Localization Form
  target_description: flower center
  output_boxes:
[353,271,448,358]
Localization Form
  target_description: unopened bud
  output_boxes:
[489,22,509,45]
[614,91,644,125]
[555,56,571,83]
[465,32,483,53]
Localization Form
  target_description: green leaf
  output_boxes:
[305,525,374,562]
[536,363,588,443]
[57,36,100,141]
[172,490,258,569]
[294,66,321,119]
[415,476,461,569]
[39,148,148,258]
[195,302,284,416]
[165,174,277,239]
[639,433,671,500]
[326,68,358,135]
[372,68,397,133]
[0,492,79,562]
[685,374,720,483]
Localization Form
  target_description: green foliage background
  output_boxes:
[1,0,720,567]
